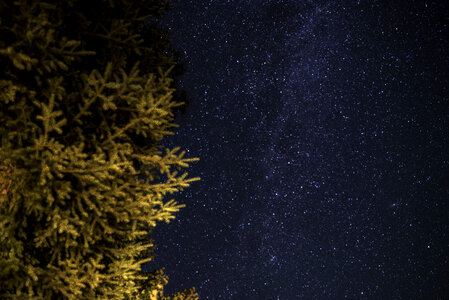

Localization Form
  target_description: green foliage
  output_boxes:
[0,0,199,299]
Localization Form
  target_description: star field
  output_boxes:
[144,1,449,299]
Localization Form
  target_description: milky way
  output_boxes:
[144,1,449,299]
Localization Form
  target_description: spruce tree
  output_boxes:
[0,1,199,299]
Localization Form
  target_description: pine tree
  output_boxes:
[0,1,199,299]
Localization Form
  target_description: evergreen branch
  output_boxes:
[51,49,96,56]
[72,95,97,125]
[82,32,142,47]
[102,118,141,145]
[59,162,129,174]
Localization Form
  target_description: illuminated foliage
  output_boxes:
[0,1,199,299]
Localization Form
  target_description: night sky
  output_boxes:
[144,1,449,299]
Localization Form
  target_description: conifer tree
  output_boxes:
[0,1,199,299]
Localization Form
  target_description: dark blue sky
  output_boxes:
[145,1,449,299]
